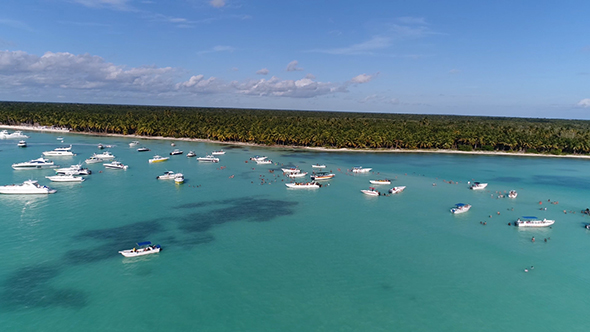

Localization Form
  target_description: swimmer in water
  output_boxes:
[524,269,529,273]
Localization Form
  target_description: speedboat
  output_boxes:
[311,172,335,181]
[174,173,185,184]
[137,147,150,152]
[45,174,85,182]
[285,181,322,189]
[17,140,27,147]
[250,156,268,161]
[103,161,129,170]
[281,167,301,173]
[311,164,326,169]
[351,166,372,173]
[149,155,169,163]
[85,156,103,164]
[0,180,56,194]
[388,186,406,194]
[361,187,381,196]
[92,151,115,160]
[186,151,196,158]
[470,182,488,190]
[43,146,75,156]
[129,141,140,147]
[256,159,272,165]
[118,241,161,257]
[54,145,72,152]
[508,190,518,198]
[97,143,104,149]
[451,203,471,214]
[12,157,57,169]
[212,150,225,155]
[7,131,29,139]
[170,149,184,155]
[55,164,91,175]
[288,172,308,178]
[370,179,391,185]
[0,130,9,139]
[157,171,176,180]
[197,155,219,162]
[514,216,555,227]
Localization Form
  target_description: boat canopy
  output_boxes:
[137,241,152,246]
[455,203,466,206]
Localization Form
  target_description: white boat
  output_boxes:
[92,151,115,160]
[0,130,9,139]
[85,157,103,164]
[211,150,225,155]
[311,172,335,180]
[56,137,63,140]
[12,157,57,169]
[149,155,169,163]
[103,161,129,170]
[0,180,56,194]
[45,174,85,182]
[514,216,555,227]
[256,159,272,165]
[282,167,301,173]
[285,181,322,189]
[186,151,196,158]
[174,173,185,184]
[389,186,406,194]
[361,187,381,196]
[311,164,326,168]
[43,149,75,156]
[157,171,176,180]
[250,156,268,161]
[450,203,471,214]
[370,179,391,185]
[17,140,27,147]
[55,164,92,175]
[470,182,488,190]
[508,190,518,198]
[137,147,150,152]
[170,149,183,155]
[197,155,219,163]
[288,172,308,178]
[6,131,29,139]
[118,241,161,257]
[54,145,72,152]
[129,141,140,147]
[351,166,372,173]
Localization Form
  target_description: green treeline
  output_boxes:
[1,101,590,155]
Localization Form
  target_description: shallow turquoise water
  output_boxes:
[1,133,590,331]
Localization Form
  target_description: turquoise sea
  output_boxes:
[2,131,590,331]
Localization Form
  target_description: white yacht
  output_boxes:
[361,187,381,196]
[129,141,140,147]
[370,179,391,185]
[508,190,518,198]
[470,182,488,190]
[0,180,56,194]
[197,155,219,163]
[211,150,226,155]
[389,186,406,194]
[285,181,321,189]
[17,140,27,147]
[103,161,129,170]
[170,149,183,155]
[174,173,185,184]
[311,164,326,169]
[12,157,57,169]
[157,171,176,180]
[54,145,72,152]
[118,242,161,257]
[250,156,268,161]
[85,156,103,164]
[351,166,372,173]
[55,164,92,175]
[451,203,471,214]
[186,151,196,158]
[149,155,169,163]
[514,217,555,227]
[92,151,115,160]
[7,131,29,139]
[45,174,85,182]
[43,146,75,156]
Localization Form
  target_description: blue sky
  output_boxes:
[1,0,590,119]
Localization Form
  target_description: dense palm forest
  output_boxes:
[2,101,590,155]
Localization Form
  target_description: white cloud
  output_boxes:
[577,99,590,108]
[305,73,316,80]
[210,0,226,8]
[72,0,133,11]
[286,60,304,72]
[396,17,427,25]
[197,45,235,55]
[349,73,379,84]
[256,68,269,75]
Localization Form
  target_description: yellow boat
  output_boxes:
[149,155,169,163]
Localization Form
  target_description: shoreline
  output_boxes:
[2,123,590,160]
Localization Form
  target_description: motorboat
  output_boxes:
[171,143,176,146]
[55,164,91,175]
[311,164,326,169]
[54,145,72,152]
[0,130,9,139]
[174,173,185,184]
[388,186,406,194]
[197,155,219,163]
[287,172,308,178]
[12,157,57,169]
[56,137,63,140]
[149,155,169,163]
[211,150,226,155]
[351,166,372,173]
[311,172,335,180]
[514,216,555,227]
[129,141,140,147]
[7,131,29,139]
[17,140,27,147]
[470,182,488,190]
[256,159,272,165]
[103,161,129,170]
[97,143,104,149]
[0,180,56,194]
[285,181,322,189]
[250,156,268,161]
[281,167,301,173]
[508,190,518,198]
[186,151,196,158]
[92,151,115,160]
[157,171,176,180]
[137,147,150,152]
[118,241,161,257]
[451,203,471,214]
[45,174,85,182]
[85,157,103,164]
[361,187,381,196]
[43,147,75,156]
[370,179,391,185]
[170,149,183,155]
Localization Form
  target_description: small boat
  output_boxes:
[285,181,322,189]
[211,150,225,155]
[157,171,176,180]
[508,190,517,198]
[12,157,57,169]
[137,147,150,152]
[388,186,406,194]
[55,164,91,175]
[250,156,268,161]
[170,149,184,155]
[186,151,196,158]
[149,155,169,163]
[129,141,140,147]
[0,180,56,194]
[56,137,63,140]
[256,159,272,165]
[118,241,161,257]
[287,172,308,178]
[92,151,115,160]
[85,157,103,164]
[45,174,85,182]
[361,187,381,196]
[281,167,301,174]
[97,143,104,149]
[451,203,471,214]
[351,166,372,173]
[103,161,129,170]
[311,172,335,181]
[470,182,488,190]
[197,155,219,163]
[370,179,391,185]
[514,216,555,227]
[17,140,27,147]
[174,173,185,184]
[171,143,176,146]
[311,164,326,169]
